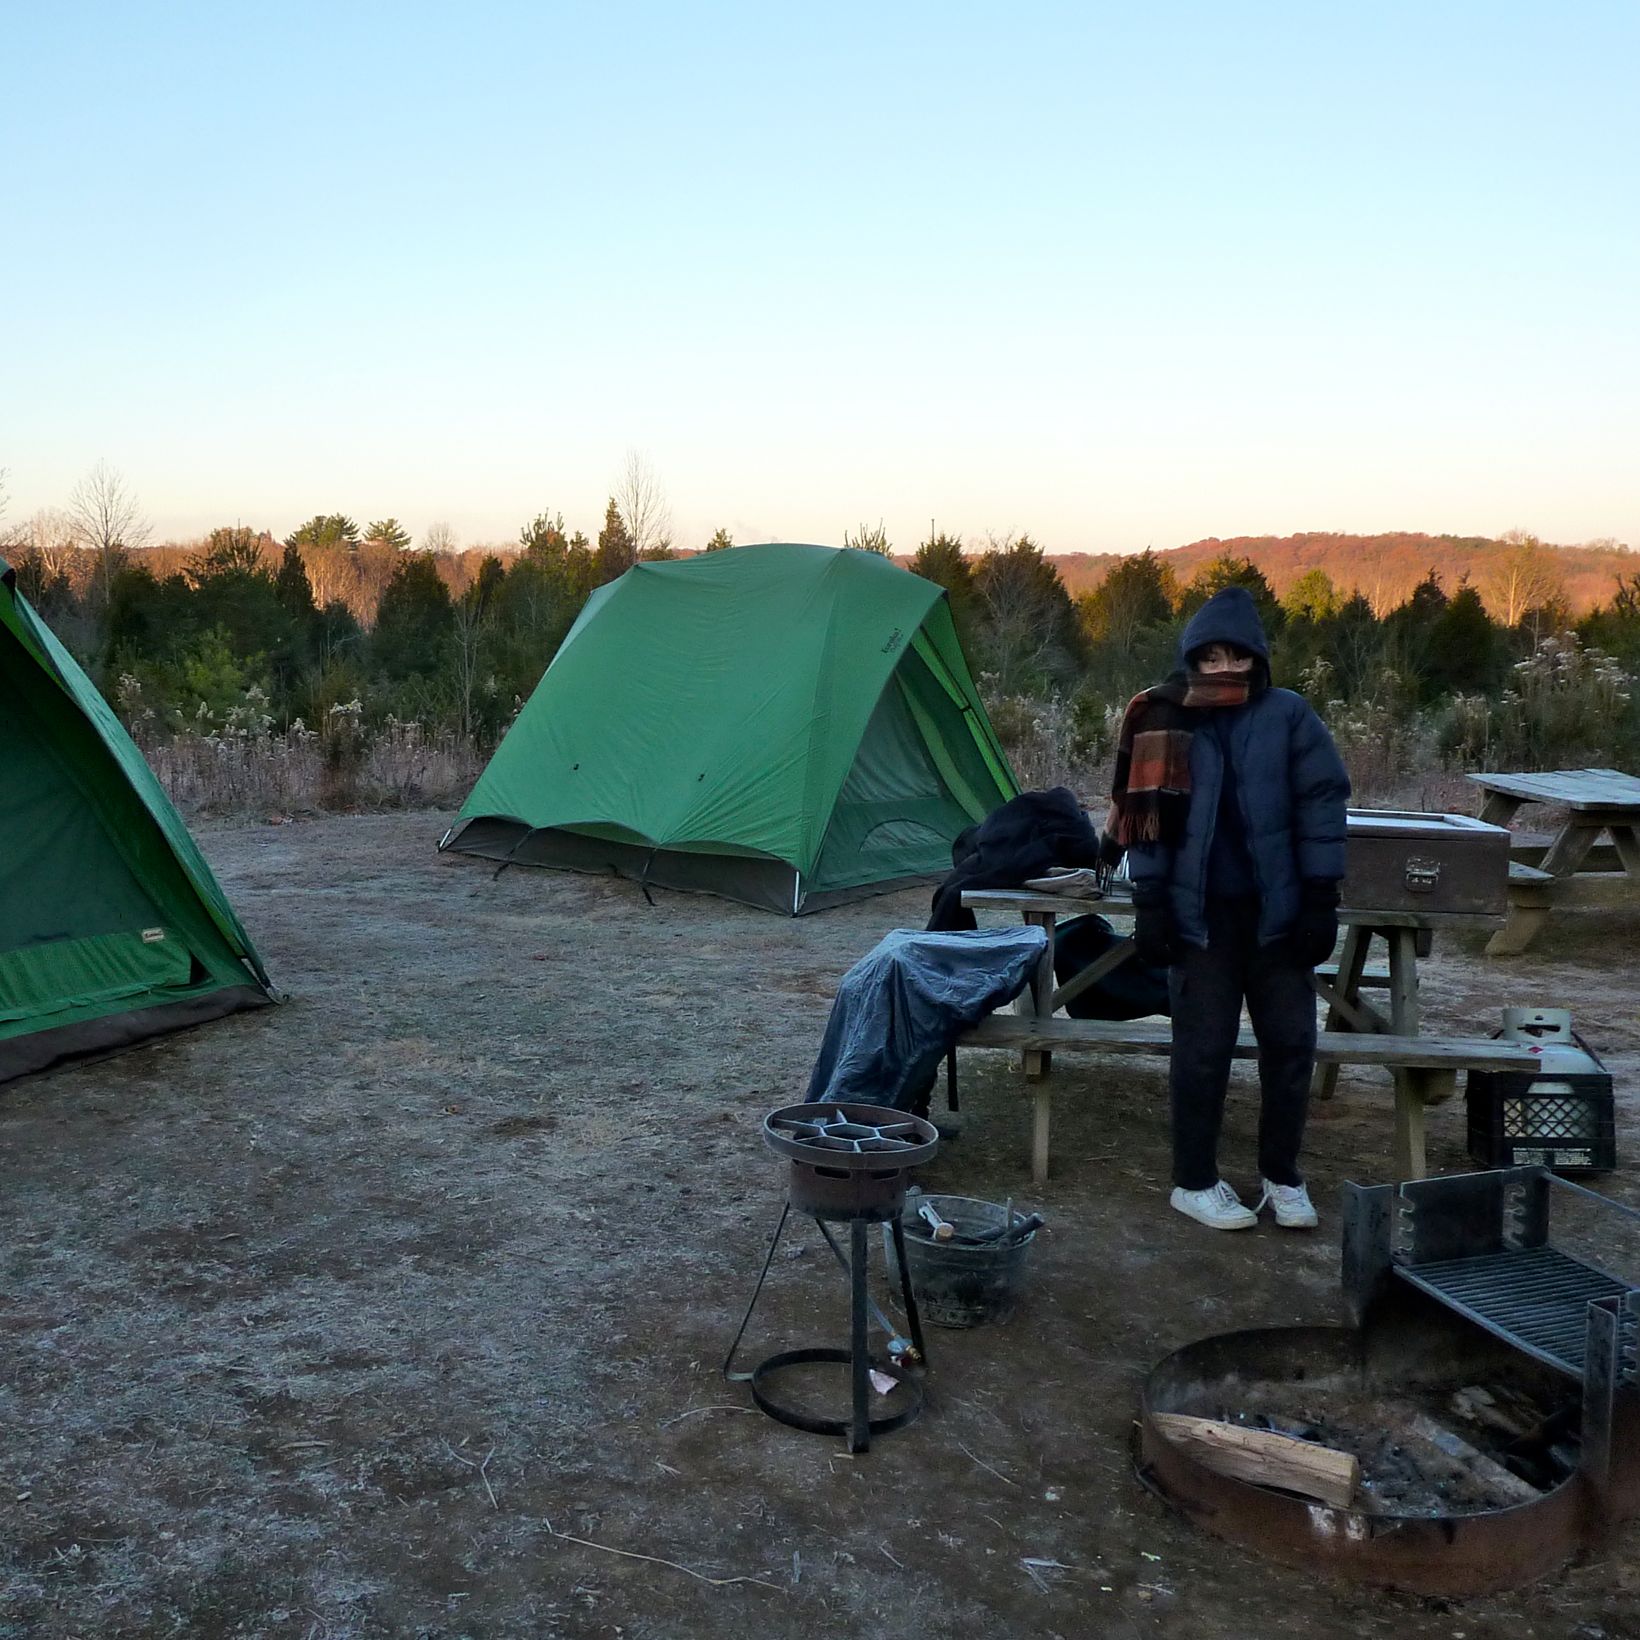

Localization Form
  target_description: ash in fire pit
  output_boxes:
[1216,1375,1576,1516]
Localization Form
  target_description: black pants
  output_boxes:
[1168,896,1315,1192]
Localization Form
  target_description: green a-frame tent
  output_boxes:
[1,558,275,1084]
[441,544,1018,912]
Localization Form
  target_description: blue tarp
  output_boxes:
[807,926,1048,1111]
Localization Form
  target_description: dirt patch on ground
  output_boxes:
[4,812,1640,1638]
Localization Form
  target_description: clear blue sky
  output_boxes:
[2,1,1635,555]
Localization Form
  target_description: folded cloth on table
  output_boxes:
[1022,866,1105,898]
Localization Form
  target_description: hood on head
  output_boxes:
[1178,586,1270,667]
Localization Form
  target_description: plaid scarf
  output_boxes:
[1104,671,1257,850]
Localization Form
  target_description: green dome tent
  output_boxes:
[441,543,1019,912]
[1,557,275,1084]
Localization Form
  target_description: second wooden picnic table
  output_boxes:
[1469,767,1640,953]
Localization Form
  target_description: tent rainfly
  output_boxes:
[0,558,275,1084]
[440,543,1019,912]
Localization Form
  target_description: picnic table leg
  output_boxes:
[1387,927,1420,1037]
[1608,824,1640,877]
[1393,1079,1425,1182]
[1477,790,1523,828]
[1387,928,1423,1174]
[1032,1086,1051,1186]
[1540,822,1601,877]
[1020,911,1055,1180]
[1488,876,1554,957]
[1019,911,1056,1081]
[1313,925,1370,1101]
[1394,1069,1453,1181]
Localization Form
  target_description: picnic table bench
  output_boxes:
[957,887,1518,1185]
[1471,768,1640,953]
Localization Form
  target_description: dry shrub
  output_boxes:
[133,696,485,816]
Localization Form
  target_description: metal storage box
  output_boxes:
[1342,809,1510,917]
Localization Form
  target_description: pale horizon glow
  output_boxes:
[2,2,1636,557]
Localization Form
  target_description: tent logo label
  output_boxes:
[141,928,166,943]
[881,627,904,654]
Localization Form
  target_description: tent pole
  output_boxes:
[491,826,540,880]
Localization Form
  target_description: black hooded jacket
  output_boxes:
[1125,587,1350,948]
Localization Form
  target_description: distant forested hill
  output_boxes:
[1046,532,1634,615]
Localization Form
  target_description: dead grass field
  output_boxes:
[3,812,1639,1639]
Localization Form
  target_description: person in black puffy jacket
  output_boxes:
[1104,586,1350,1233]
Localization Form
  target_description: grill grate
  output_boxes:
[1397,1245,1632,1377]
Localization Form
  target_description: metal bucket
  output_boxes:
[885,1193,1037,1328]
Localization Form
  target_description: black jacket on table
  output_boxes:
[927,786,1103,932]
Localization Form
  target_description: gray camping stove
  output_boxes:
[723,1103,939,1452]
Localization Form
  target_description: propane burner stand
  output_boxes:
[724,1103,939,1452]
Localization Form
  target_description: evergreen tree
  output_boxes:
[1383,568,1449,688]
[519,511,569,557]
[703,528,735,552]
[1426,582,1500,695]
[595,499,636,583]
[1281,567,1341,622]
[275,542,318,622]
[843,520,892,556]
[971,534,1082,692]
[470,554,507,612]
[1079,549,1176,649]
[1177,554,1283,630]
[491,534,598,698]
[911,532,977,642]
[371,554,454,680]
[201,525,267,574]
[286,514,359,550]
[1395,568,1450,628]
[1320,592,1393,701]
[364,518,412,552]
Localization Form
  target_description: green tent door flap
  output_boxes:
[0,557,275,1084]
[441,544,1019,912]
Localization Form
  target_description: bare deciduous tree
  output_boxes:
[0,469,17,557]
[613,450,673,559]
[450,591,491,738]
[1482,531,1567,628]
[303,542,357,611]
[423,520,458,557]
[20,509,80,582]
[69,460,150,601]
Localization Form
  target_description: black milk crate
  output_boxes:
[1467,1042,1616,1174]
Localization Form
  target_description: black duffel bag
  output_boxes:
[1053,913,1170,1020]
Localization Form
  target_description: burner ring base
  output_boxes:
[750,1347,923,1452]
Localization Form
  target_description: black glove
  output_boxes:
[1290,880,1341,968]
[1130,881,1177,969]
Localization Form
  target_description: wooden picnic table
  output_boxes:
[1469,767,1640,952]
[1470,767,1640,871]
[960,886,1508,1182]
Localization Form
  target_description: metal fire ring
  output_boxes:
[763,1103,940,1172]
[1136,1314,1587,1597]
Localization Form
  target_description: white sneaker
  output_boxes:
[1258,1178,1319,1229]
[1169,1180,1258,1231]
